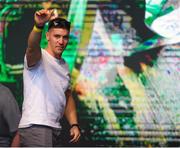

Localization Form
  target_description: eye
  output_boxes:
[54,35,60,38]
[63,36,69,40]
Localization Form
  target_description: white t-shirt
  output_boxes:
[19,49,71,128]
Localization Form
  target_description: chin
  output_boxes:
[56,51,63,56]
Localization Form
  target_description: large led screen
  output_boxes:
[0,0,180,147]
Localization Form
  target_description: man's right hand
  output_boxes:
[34,9,54,27]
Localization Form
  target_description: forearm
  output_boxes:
[65,93,81,143]
[26,27,42,67]
[65,109,78,126]
[27,27,42,50]
[65,90,78,125]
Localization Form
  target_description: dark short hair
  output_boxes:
[48,17,71,31]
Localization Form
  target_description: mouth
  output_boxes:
[56,46,64,49]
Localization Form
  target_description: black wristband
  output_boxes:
[70,124,81,130]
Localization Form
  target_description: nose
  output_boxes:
[58,37,64,44]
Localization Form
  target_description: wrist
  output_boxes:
[70,124,81,130]
[33,22,44,32]
[33,25,43,33]
[34,22,44,29]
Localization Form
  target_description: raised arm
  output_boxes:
[26,9,54,67]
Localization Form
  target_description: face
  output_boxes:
[46,28,69,58]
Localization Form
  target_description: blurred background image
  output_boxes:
[0,0,180,146]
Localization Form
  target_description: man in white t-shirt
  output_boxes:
[18,9,81,146]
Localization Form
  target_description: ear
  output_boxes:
[46,32,49,41]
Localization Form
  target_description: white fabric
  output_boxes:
[151,7,180,39]
[19,49,70,128]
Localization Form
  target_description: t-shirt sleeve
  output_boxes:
[24,54,42,70]
[2,89,21,133]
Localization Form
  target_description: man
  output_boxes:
[0,83,21,147]
[18,9,81,146]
